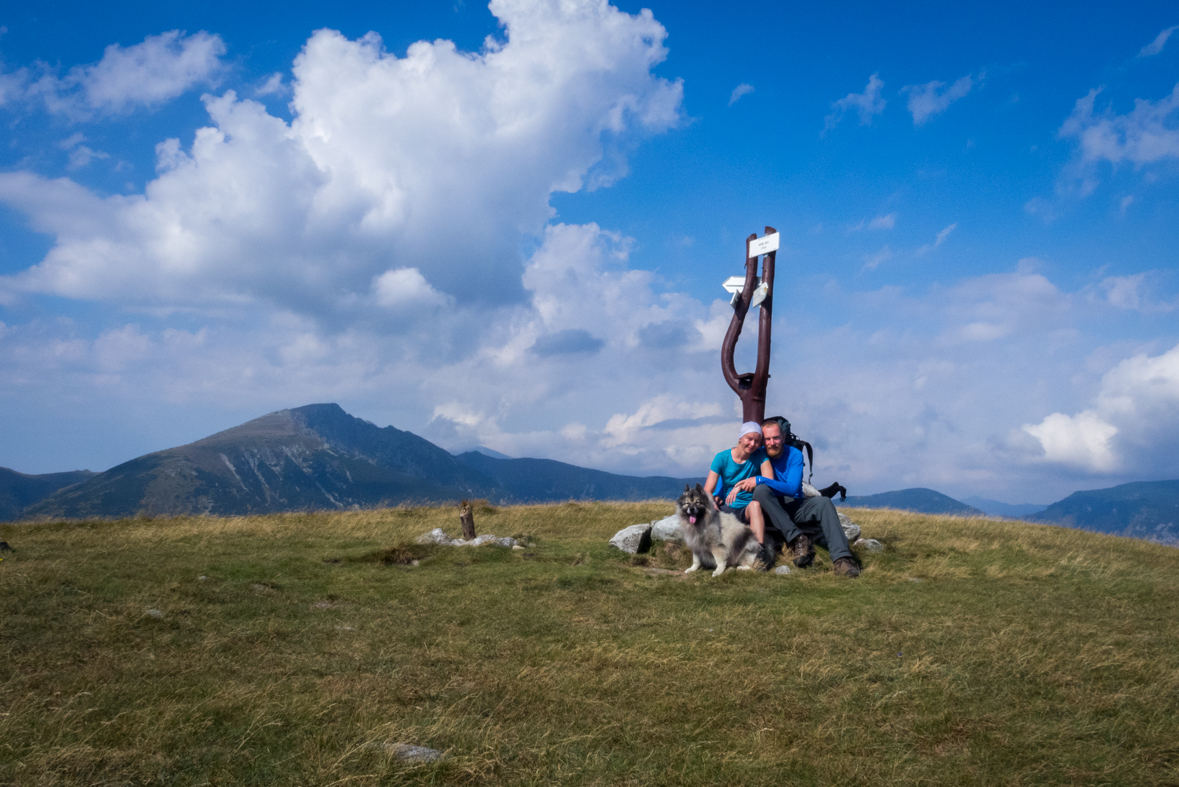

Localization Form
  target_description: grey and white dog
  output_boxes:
[676,483,759,577]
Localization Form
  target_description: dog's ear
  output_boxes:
[684,484,690,492]
[694,482,703,492]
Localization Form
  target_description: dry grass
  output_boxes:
[2,503,1178,786]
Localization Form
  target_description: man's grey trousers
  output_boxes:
[752,484,853,562]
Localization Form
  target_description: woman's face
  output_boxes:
[737,431,763,453]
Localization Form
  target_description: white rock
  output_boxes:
[370,743,444,763]
[837,512,861,542]
[512,544,525,551]
[416,528,456,546]
[774,565,792,575]
[650,514,684,542]
[146,608,164,619]
[609,523,653,554]
[495,537,519,548]
[855,537,884,553]
[465,534,499,547]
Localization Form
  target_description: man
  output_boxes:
[731,417,860,577]
[702,422,777,569]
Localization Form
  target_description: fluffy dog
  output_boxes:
[676,483,759,577]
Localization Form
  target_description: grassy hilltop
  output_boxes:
[2,503,1178,786]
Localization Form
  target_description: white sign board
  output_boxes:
[748,232,780,257]
[722,275,753,294]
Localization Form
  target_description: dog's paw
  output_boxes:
[711,567,726,577]
[684,565,698,574]
[736,565,753,571]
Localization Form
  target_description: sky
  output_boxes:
[0,0,1177,505]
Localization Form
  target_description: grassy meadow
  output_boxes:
[2,501,1178,786]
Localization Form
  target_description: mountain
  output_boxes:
[23,404,506,520]
[455,451,701,503]
[837,488,984,516]
[0,468,96,520]
[1029,480,1179,545]
[960,496,1046,519]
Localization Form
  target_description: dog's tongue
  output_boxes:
[689,515,697,524]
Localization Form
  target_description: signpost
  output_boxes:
[721,228,778,423]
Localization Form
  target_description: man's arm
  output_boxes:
[756,449,804,497]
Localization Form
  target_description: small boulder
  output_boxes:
[837,512,861,542]
[416,528,456,546]
[609,523,653,554]
[774,565,792,575]
[145,608,164,619]
[855,538,884,553]
[650,514,684,542]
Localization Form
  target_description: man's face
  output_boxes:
[737,431,762,454]
[762,423,784,458]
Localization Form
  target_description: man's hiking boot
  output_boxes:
[789,534,814,568]
[752,542,776,571]
[833,557,861,578]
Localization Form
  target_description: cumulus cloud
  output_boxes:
[0,1,683,316]
[24,30,226,118]
[902,73,976,125]
[1021,342,1179,475]
[1059,84,1179,166]
[824,73,886,132]
[1139,25,1177,57]
[728,82,754,105]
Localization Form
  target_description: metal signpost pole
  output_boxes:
[720,226,777,423]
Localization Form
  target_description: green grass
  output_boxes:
[2,502,1178,786]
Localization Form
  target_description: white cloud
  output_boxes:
[902,74,975,126]
[1021,342,1179,475]
[824,73,886,132]
[0,2,683,316]
[916,222,957,256]
[852,213,895,231]
[861,245,893,271]
[1022,411,1119,472]
[1139,25,1177,57]
[372,267,450,309]
[728,82,754,106]
[27,30,226,118]
[1059,84,1179,165]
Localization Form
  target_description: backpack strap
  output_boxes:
[795,438,814,483]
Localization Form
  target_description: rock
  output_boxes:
[146,608,164,619]
[855,538,884,553]
[416,529,518,548]
[416,528,456,546]
[197,575,209,581]
[378,743,444,763]
[837,512,861,542]
[774,565,792,575]
[609,523,653,554]
[512,544,525,551]
[650,514,684,542]
[0,541,13,552]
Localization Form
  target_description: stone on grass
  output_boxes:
[609,523,653,554]
[774,565,792,576]
[414,529,518,548]
[416,528,455,546]
[855,538,884,553]
[650,514,684,542]
[837,512,861,542]
[146,608,164,619]
[369,742,444,763]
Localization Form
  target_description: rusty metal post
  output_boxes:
[720,226,776,423]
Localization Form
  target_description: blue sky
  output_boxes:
[1,0,1177,504]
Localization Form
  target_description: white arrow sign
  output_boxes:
[748,232,779,258]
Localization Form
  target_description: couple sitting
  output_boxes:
[703,419,860,577]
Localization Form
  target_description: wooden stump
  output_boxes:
[459,500,477,540]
